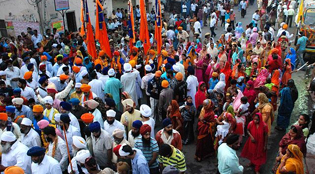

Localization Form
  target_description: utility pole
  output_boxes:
[28,0,44,34]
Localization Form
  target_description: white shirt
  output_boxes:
[210,17,216,27]
[20,128,41,148]
[176,62,185,79]
[57,64,72,76]
[142,118,155,138]
[191,3,197,11]
[194,21,201,34]
[47,136,68,171]
[141,73,154,96]
[92,130,113,167]
[62,125,81,155]
[36,86,48,98]
[92,109,104,129]
[182,4,187,13]
[2,141,32,174]
[21,86,37,102]
[186,75,199,105]
[104,120,125,139]
[88,79,105,101]
[166,30,176,40]
[69,112,80,131]
[31,155,62,174]
[5,66,20,89]
[252,13,260,24]
[31,34,43,48]
[121,71,139,106]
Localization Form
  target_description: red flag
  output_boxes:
[95,0,112,58]
[84,1,97,59]
[139,0,151,54]
[155,0,162,67]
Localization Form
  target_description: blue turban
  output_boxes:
[23,57,30,62]
[60,102,71,111]
[165,63,172,70]
[13,88,21,94]
[132,120,143,129]
[43,52,52,61]
[95,64,101,70]
[187,66,195,75]
[5,105,16,113]
[102,67,109,75]
[162,118,172,127]
[105,98,116,107]
[38,76,47,84]
[27,63,34,70]
[27,146,46,156]
[89,122,101,132]
[69,98,80,106]
[167,57,176,65]
[60,113,71,124]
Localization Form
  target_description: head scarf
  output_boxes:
[286,48,296,70]
[253,69,270,88]
[214,73,226,95]
[232,89,244,111]
[284,144,304,174]
[195,82,207,109]
[279,125,306,155]
[227,105,235,117]
[271,69,280,86]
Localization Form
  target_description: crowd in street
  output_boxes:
[0,0,314,174]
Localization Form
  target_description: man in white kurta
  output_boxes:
[84,99,104,129]
[104,109,125,139]
[5,64,20,89]
[20,118,41,148]
[88,71,105,101]
[120,63,139,106]
[186,67,199,106]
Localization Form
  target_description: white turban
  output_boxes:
[106,109,116,118]
[1,131,16,142]
[112,128,124,138]
[72,136,86,149]
[75,150,91,164]
[54,113,61,122]
[21,118,32,126]
[43,96,54,105]
[80,70,88,77]
[140,104,151,117]
[108,68,115,76]
[12,98,23,105]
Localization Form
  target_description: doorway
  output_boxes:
[66,11,77,32]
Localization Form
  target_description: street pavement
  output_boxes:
[151,2,307,174]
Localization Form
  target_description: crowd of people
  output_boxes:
[0,0,314,174]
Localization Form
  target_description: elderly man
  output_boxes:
[80,84,97,105]
[120,99,141,133]
[20,118,41,148]
[112,128,129,164]
[128,120,142,148]
[43,96,59,125]
[84,99,104,129]
[155,118,182,151]
[121,63,139,106]
[27,146,62,173]
[158,144,186,173]
[104,109,125,137]
[135,124,159,174]
[59,114,81,156]
[0,131,32,173]
[68,137,90,174]
[89,122,113,169]
[43,126,68,172]
[32,104,49,133]
[12,97,33,120]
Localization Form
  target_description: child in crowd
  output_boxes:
[209,72,219,90]
[235,96,250,146]
[264,77,274,90]
[236,76,246,92]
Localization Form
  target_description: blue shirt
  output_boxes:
[52,64,61,77]
[33,116,49,134]
[132,149,150,174]
[104,77,123,105]
[209,78,219,90]
[218,143,244,174]
[297,36,308,51]
[15,105,34,121]
[134,137,159,168]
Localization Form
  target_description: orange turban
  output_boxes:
[40,55,47,61]
[132,47,138,52]
[212,72,219,77]
[161,50,168,57]
[0,113,8,121]
[282,24,288,30]
[114,51,120,56]
[175,72,183,81]
[33,105,44,113]
[75,57,83,65]
[24,71,32,80]
[178,27,183,30]
[99,50,106,57]
[227,19,230,23]
[4,166,24,174]
[81,113,94,124]
[155,70,162,77]
[80,84,91,92]
[94,59,102,66]
[129,60,136,68]
[72,66,81,73]
[149,49,156,55]
[271,48,279,54]
[161,80,169,88]
[59,74,69,81]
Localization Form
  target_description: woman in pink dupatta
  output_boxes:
[196,45,208,82]
[253,69,270,89]
[205,56,220,88]
[232,89,244,111]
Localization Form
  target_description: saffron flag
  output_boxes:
[155,0,162,68]
[80,0,85,36]
[95,0,112,58]
[84,0,97,59]
[128,0,135,51]
[139,0,151,54]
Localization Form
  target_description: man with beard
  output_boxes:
[0,112,21,141]
[135,124,159,174]
[112,129,129,164]
[38,64,50,78]
[104,69,123,110]
[0,81,13,97]
[43,126,68,172]
[218,134,243,174]
[4,59,20,89]
[27,146,62,173]
[155,118,183,151]
[43,96,59,124]
[140,104,155,138]
[89,121,113,169]
[104,109,125,137]
[69,98,88,135]
[88,71,105,101]
[59,113,81,156]
[36,76,48,98]
[12,97,33,121]
[130,46,139,61]
[52,54,63,77]
[12,88,27,105]
[127,120,142,147]
[32,104,49,133]
[0,131,32,173]
[80,84,97,105]
[158,144,186,173]
[24,71,38,90]
[57,56,72,76]
[68,137,90,174]
[18,79,37,102]
[158,80,174,121]
[147,71,162,118]
[60,101,80,130]
[173,72,187,106]
[121,63,139,106]
[70,83,83,103]
[20,118,41,148]
[5,105,17,123]
[84,99,104,129]
[105,98,122,121]
[49,74,69,92]
[120,99,141,133]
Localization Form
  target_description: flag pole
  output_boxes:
[63,124,73,172]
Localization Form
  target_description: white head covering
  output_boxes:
[75,83,82,88]
[80,70,88,77]
[108,68,115,76]
[75,150,91,164]
[172,65,180,72]
[72,136,86,149]
[0,71,6,76]
[140,104,152,117]
[43,96,53,105]
[1,131,16,142]
[124,63,132,72]
[145,65,152,72]
[119,145,130,157]
[106,109,116,118]
[112,128,124,138]
[54,113,61,122]
[21,118,32,126]
[12,98,23,105]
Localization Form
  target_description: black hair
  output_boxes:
[19,79,27,85]
[43,126,56,136]
[230,79,237,85]
[85,157,98,170]
[174,55,179,62]
[122,145,134,155]
[28,98,35,104]
[290,125,298,133]
[90,71,97,79]
[241,96,248,103]
[300,114,310,128]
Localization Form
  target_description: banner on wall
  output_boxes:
[51,21,64,32]
[54,0,70,11]
[11,21,40,37]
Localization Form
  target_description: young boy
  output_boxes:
[209,72,219,90]
[264,77,275,90]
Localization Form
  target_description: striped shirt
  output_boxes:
[134,137,159,168]
[158,145,187,172]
